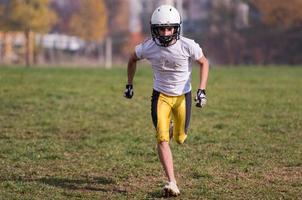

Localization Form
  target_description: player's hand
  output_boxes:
[195,89,207,108]
[124,84,133,99]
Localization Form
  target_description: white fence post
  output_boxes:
[105,37,112,69]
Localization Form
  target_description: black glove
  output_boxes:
[195,89,207,108]
[124,84,133,99]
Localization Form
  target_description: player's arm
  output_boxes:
[195,56,209,108]
[127,52,139,85]
[124,52,140,99]
[196,55,209,90]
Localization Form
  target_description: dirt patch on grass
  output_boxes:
[263,166,302,183]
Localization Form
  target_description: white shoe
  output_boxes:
[163,181,180,197]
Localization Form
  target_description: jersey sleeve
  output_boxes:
[190,41,204,61]
[135,43,144,59]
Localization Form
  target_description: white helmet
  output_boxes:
[150,5,182,47]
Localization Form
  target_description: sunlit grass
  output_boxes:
[0,66,301,199]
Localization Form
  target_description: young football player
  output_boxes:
[124,4,209,197]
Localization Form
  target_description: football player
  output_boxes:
[124,4,209,197]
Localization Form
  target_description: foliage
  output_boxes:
[0,0,57,32]
[0,0,57,66]
[251,0,302,28]
[68,0,107,41]
[0,66,301,199]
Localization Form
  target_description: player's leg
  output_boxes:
[172,91,191,144]
[151,90,178,195]
[151,90,172,143]
[157,142,176,182]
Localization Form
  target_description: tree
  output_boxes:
[68,0,107,42]
[50,0,80,34]
[248,0,302,65]
[0,0,57,66]
[251,0,302,28]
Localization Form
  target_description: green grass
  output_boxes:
[0,65,301,199]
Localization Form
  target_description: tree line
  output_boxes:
[0,0,107,66]
[0,0,301,66]
[189,0,302,65]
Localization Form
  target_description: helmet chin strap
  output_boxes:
[154,38,176,47]
[154,35,177,47]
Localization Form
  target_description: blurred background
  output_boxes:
[0,0,301,67]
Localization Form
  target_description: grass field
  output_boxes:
[0,65,301,199]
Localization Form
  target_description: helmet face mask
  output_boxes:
[150,5,181,47]
[151,24,181,47]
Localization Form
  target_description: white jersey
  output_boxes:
[135,36,204,96]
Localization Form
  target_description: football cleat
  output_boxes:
[163,181,180,197]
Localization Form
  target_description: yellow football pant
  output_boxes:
[151,90,191,144]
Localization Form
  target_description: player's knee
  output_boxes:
[156,132,170,143]
[175,138,185,144]
[175,133,187,144]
